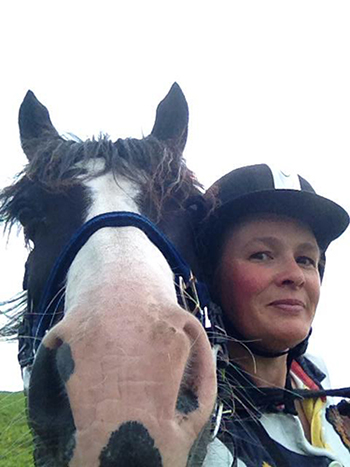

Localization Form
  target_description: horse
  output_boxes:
[0,84,221,467]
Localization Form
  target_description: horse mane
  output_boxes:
[0,292,27,339]
[0,133,203,339]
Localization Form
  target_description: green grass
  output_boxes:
[0,391,34,466]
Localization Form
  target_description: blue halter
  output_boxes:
[18,211,215,366]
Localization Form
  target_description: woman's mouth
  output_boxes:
[268,299,306,313]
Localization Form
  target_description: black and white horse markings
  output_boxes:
[0,85,221,466]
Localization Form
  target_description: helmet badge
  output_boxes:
[269,166,301,191]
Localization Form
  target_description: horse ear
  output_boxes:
[151,83,189,151]
[19,90,60,160]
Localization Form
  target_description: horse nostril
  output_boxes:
[174,319,211,415]
[54,337,64,348]
[40,333,75,383]
[176,386,199,414]
[56,341,75,383]
[176,341,201,415]
[29,341,75,412]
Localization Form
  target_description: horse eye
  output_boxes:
[24,220,44,242]
[18,207,45,241]
[18,207,35,227]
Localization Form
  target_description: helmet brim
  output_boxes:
[204,189,349,250]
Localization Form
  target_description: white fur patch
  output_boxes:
[64,170,176,313]
[84,169,141,220]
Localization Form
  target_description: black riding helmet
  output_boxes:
[198,164,349,358]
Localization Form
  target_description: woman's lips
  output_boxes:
[268,299,306,312]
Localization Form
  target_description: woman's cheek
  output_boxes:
[308,274,321,318]
[233,262,267,294]
[224,262,267,311]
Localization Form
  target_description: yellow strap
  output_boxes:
[301,397,329,449]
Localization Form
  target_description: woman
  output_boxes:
[199,164,350,466]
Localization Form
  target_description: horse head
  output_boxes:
[0,84,218,466]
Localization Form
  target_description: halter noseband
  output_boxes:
[18,211,226,367]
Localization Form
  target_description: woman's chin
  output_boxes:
[262,327,311,354]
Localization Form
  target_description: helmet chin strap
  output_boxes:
[222,314,311,359]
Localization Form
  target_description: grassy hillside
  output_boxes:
[0,391,34,466]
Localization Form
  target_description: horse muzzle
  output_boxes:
[29,296,217,467]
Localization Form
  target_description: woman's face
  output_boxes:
[216,215,321,352]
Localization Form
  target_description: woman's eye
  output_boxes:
[249,251,272,261]
[297,256,317,267]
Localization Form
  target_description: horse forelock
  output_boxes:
[0,133,201,234]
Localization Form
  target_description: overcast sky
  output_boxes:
[1,1,350,391]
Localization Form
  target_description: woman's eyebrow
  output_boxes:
[243,238,320,255]
[297,242,321,257]
[243,236,281,248]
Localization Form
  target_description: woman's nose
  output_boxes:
[275,258,305,288]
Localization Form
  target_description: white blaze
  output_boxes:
[64,170,176,313]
